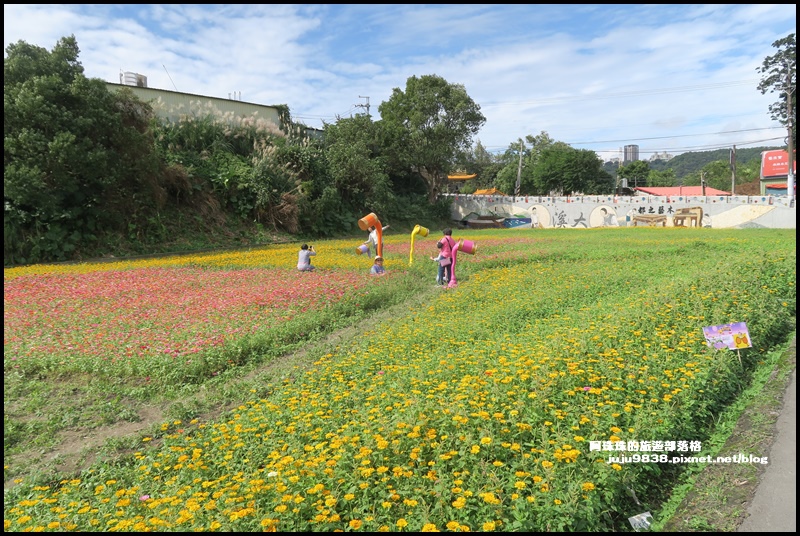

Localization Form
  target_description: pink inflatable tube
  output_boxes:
[448,241,460,288]
[448,239,476,288]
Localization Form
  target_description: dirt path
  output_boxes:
[5,295,795,534]
[4,285,437,491]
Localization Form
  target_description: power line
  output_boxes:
[624,137,785,155]
[292,113,339,119]
[569,126,783,146]
[285,103,786,157]
[355,96,371,117]
[293,106,359,120]
[481,79,760,108]
[162,64,178,92]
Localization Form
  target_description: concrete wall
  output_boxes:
[107,83,283,126]
[445,193,796,229]
[106,83,323,139]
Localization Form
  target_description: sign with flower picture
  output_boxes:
[702,322,751,350]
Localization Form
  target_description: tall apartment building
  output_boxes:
[623,144,639,163]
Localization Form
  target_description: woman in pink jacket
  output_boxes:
[437,228,456,284]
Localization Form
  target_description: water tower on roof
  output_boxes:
[120,71,148,88]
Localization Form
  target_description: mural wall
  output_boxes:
[445,194,796,230]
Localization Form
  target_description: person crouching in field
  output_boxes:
[297,244,316,271]
[370,255,386,275]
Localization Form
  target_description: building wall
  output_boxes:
[106,83,324,141]
[107,83,283,126]
[762,179,791,197]
[623,144,640,162]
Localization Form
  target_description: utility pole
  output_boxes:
[355,96,370,118]
[785,65,795,204]
[730,145,736,195]
[514,139,524,197]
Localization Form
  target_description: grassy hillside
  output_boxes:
[603,146,782,181]
[649,146,781,179]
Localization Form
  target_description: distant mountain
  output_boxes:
[603,146,782,180]
[648,146,781,179]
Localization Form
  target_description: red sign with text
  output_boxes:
[761,150,796,178]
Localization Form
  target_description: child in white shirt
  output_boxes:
[430,242,448,285]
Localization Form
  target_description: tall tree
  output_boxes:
[647,168,677,187]
[4,35,159,264]
[313,115,394,233]
[451,140,504,194]
[378,75,486,202]
[700,160,736,191]
[682,160,733,191]
[756,33,796,141]
[618,160,651,189]
[494,138,529,195]
[494,132,561,195]
[533,146,612,195]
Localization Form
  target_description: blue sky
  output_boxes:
[4,4,796,160]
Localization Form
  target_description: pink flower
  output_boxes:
[583,386,591,391]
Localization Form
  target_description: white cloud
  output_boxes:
[4,4,795,159]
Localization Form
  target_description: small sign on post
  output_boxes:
[703,321,751,366]
[702,322,751,350]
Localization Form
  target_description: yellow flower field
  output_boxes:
[3,228,796,531]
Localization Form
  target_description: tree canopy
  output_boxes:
[756,32,796,141]
[378,74,485,202]
[617,160,651,189]
[4,35,160,264]
[533,147,612,195]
